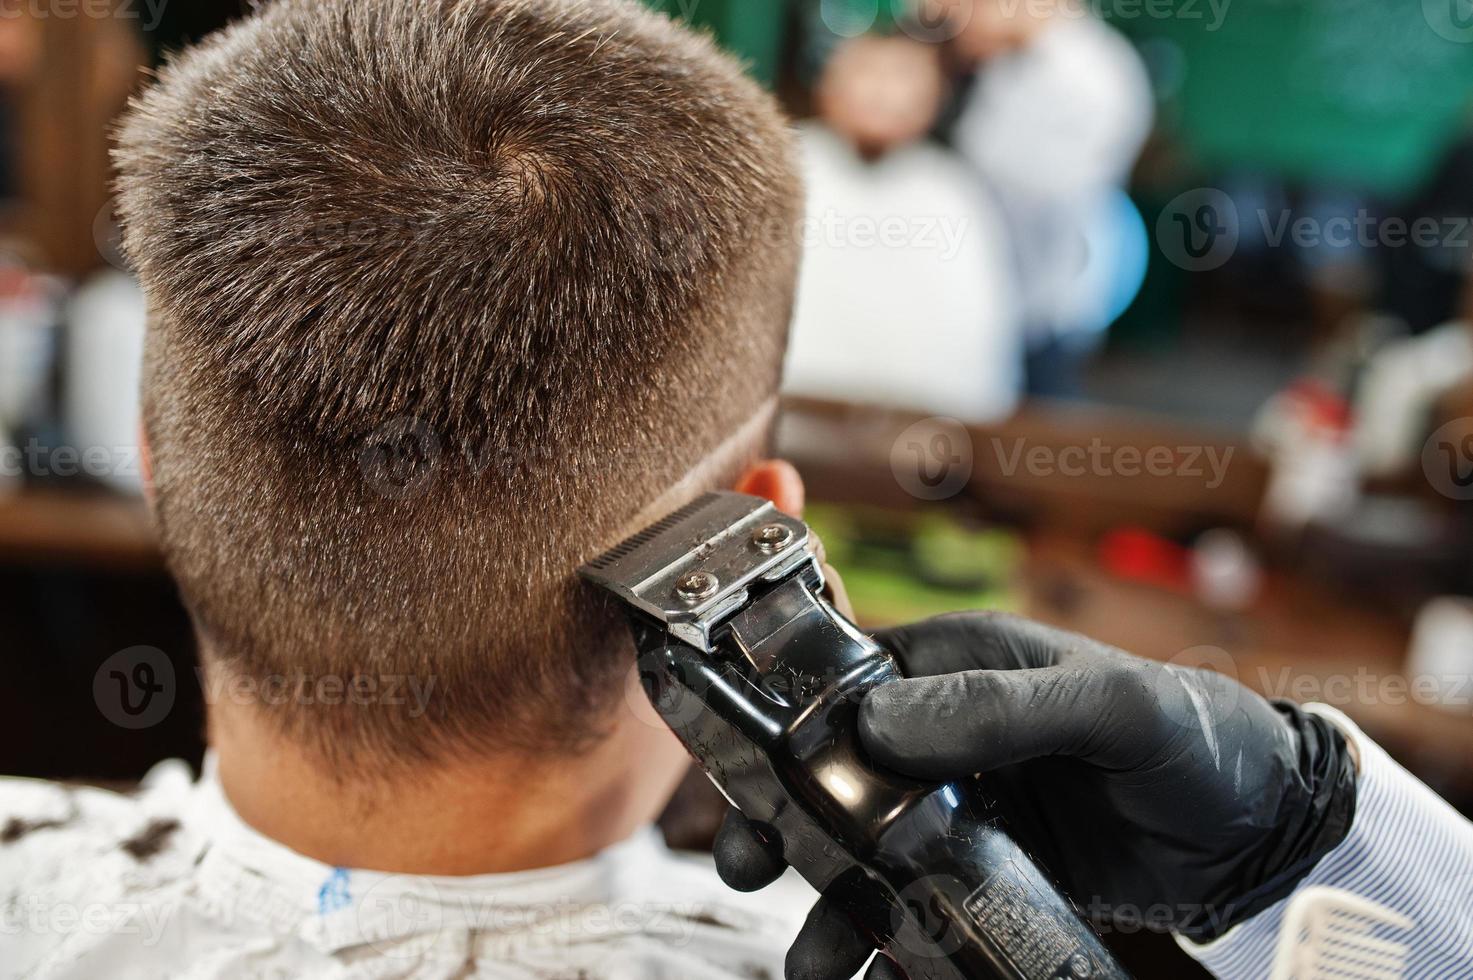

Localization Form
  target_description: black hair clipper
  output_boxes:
[580,492,1130,980]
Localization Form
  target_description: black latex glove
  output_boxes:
[713,612,1359,980]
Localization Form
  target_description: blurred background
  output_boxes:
[4,1,1473,973]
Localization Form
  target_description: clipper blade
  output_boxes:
[579,491,815,652]
[581,493,727,575]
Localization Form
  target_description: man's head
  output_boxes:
[927,0,1066,62]
[817,35,945,159]
[116,0,802,769]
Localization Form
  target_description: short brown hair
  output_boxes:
[115,0,801,766]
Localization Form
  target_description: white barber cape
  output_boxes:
[783,123,1023,422]
[0,757,817,979]
[3,710,1471,978]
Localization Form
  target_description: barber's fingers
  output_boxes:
[713,809,788,892]
[874,612,1128,679]
[786,895,879,980]
[860,661,1160,778]
[713,811,905,980]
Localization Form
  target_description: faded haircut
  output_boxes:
[114,0,801,767]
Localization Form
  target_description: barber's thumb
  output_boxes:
[714,809,788,892]
[859,668,1091,779]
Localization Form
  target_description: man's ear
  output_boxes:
[733,459,805,517]
[737,458,854,617]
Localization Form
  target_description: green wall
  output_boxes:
[643,0,790,85]
[1114,0,1473,195]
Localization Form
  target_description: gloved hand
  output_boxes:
[714,612,1359,980]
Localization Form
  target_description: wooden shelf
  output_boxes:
[0,489,159,569]
[1022,532,1473,785]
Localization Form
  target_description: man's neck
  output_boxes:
[210,687,691,875]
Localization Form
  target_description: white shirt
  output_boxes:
[1180,705,1473,978]
[952,16,1153,340]
[783,123,1022,422]
[0,758,816,979]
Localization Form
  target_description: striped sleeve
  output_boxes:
[1176,704,1473,979]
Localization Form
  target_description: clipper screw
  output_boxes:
[752,524,793,552]
[675,571,719,602]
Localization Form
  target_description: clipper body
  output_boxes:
[582,493,1129,980]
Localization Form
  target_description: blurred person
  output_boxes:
[62,269,148,495]
[1382,133,1473,336]
[0,0,821,976]
[1356,264,1473,478]
[930,0,1153,397]
[784,33,1022,421]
